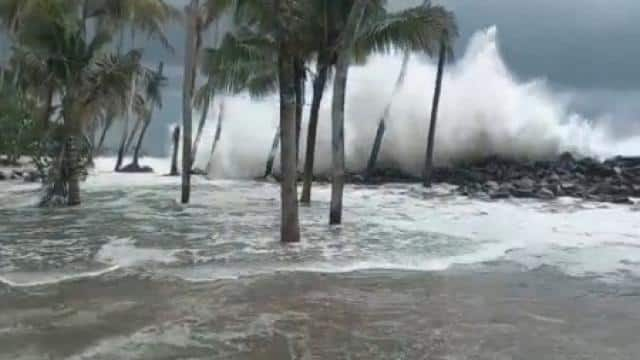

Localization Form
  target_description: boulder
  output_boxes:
[536,188,556,200]
[119,163,154,173]
[489,189,511,199]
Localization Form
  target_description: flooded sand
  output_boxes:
[1,267,639,359]
[1,159,640,359]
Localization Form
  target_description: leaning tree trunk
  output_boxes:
[205,101,225,175]
[423,39,446,188]
[366,52,410,177]
[95,113,114,156]
[132,62,164,168]
[264,127,280,178]
[181,0,199,204]
[191,90,211,171]
[170,126,180,176]
[124,118,142,154]
[277,40,301,243]
[115,73,137,171]
[131,115,151,168]
[329,0,369,225]
[300,61,329,205]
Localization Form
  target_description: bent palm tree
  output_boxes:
[123,61,166,171]
[365,52,410,177]
[423,38,447,187]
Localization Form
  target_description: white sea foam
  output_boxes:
[179,26,638,179]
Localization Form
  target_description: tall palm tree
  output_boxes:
[276,0,303,243]
[329,0,369,225]
[182,0,199,204]
[181,0,234,201]
[300,0,458,204]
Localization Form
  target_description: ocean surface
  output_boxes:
[0,157,639,359]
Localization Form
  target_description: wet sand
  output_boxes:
[2,264,639,359]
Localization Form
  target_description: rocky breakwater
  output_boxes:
[0,166,42,183]
[359,153,640,204]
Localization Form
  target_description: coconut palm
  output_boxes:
[181,0,235,202]
[14,0,155,206]
[301,0,458,204]
[329,0,369,225]
[122,61,167,171]
[199,28,279,176]
[182,0,199,204]
[364,52,410,177]
[423,38,447,187]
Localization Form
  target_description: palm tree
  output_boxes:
[14,0,156,206]
[365,52,410,177]
[91,0,178,171]
[199,28,279,176]
[181,0,234,201]
[275,0,303,243]
[122,61,166,171]
[182,0,199,204]
[300,0,458,204]
[329,0,369,225]
[423,38,447,187]
[363,1,457,178]
[205,100,225,174]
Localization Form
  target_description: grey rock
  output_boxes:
[537,188,556,200]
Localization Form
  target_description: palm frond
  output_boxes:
[355,4,458,58]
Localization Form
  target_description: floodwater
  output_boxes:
[1,158,639,359]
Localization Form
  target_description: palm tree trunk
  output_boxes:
[132,114,151,167]
[264,127,280,177]
[132,61,164,167]
[115,74,137,171]
[124,118,142,153]
[205,101,225,174]
[294,57,305,165]
[191,91,211,169]
[366,52,410,177]
[66,135,82,206]
[330,0,369,225]
[423,39,446,188]
[181,0,199,204]
[300,61,329,205]
[277,42,301,243]
[170,126,180,176]
[95,113,114,155]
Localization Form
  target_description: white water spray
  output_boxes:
[187,27,634,179]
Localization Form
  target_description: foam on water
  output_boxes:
[1,167,640,286]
